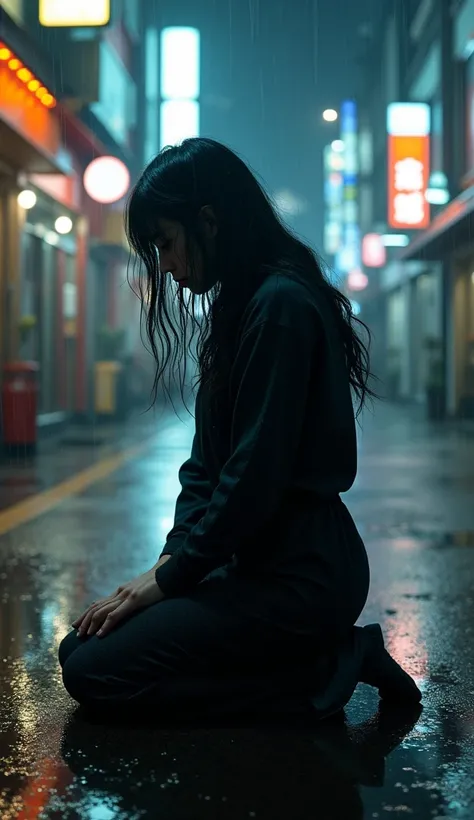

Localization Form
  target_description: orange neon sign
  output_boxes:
[0,41,56,109]
[388,134,430,230]
[387,102,431,231]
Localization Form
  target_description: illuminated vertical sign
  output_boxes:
[160,27,200,148]
[338,100,360,274]
[387,102,431,230]
[323,145,344,255]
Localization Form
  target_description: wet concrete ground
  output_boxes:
[0,401,473,819]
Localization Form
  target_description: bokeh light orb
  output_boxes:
[83,156,130,204]
[323,108,338,122]
[347,269,369,291]
[18,189,37,209]
[55,216,73,234]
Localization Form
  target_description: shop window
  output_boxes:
[90,40,136,148]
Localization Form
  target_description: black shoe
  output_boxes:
[359,624,422,704]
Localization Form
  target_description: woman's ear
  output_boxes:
[199,205,218,239]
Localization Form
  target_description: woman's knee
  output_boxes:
[60,635,146,707]
[58,629,82,668]
[61,642,105,706]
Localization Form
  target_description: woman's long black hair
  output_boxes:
[125,137,378,417]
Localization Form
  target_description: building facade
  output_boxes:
[356,0,474,418]
[0,0,146,432]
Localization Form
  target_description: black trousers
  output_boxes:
[59,571,364,719]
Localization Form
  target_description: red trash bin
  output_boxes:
[1,361,39,453]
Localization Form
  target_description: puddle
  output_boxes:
[366,524,474,548]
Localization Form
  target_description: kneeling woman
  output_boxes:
[59,138,421,718]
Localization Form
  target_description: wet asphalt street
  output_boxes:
[0,401,473,819]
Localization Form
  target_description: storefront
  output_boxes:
[451,252,474,416]
[18,184,79,416]
[0,33,88,428]
[381,260,443,404]
[399,187,474,417]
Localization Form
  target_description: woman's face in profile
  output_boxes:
[154,213,218,296]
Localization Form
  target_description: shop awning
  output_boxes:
[0,115,69,174]
[399,186,474,261]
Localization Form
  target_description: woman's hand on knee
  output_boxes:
[72,593,126,637]
[72,567,168,638]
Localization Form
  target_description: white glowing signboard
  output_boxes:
[39,0,110,27]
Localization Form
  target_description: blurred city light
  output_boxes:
[347,269,369,291]
[83,156,130,204]
[362,233,386,267]
[323,108,338,122]
[44,231,59,246]
[0,41,56,108]
[39,0,110,27]
[425,188,450,205]
[331,139,344,153]
[160,100,200,149]
[387,101,431,230]
[161,28,200,100]
[426,172,450,205]
[160,27,200,148]
[55,216,73,235]
[382,233,410,247]
[17,190,37,209]
[387,102,431,137]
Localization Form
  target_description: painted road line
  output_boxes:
[0,440,152,537]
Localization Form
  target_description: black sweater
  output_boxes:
[155,272,369,626]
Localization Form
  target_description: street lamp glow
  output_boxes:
[323,109,338,123]
[83,156,130,204]
[18,189,37,209]
[331,139,344,153]
[55,216,73,235]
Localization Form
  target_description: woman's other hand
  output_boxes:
[72,555,171,639]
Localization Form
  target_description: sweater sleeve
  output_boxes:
[159,431,213,558]
[155,318,314,597]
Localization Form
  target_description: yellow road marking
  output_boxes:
[0,441,151,537]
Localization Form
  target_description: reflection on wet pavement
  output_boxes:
[1,403,473,818]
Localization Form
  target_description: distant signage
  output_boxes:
[323,145,344,255]
[387,102,431,230]
[362,233,386,267]
[338,100,360,273]
[39,0,110,27]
